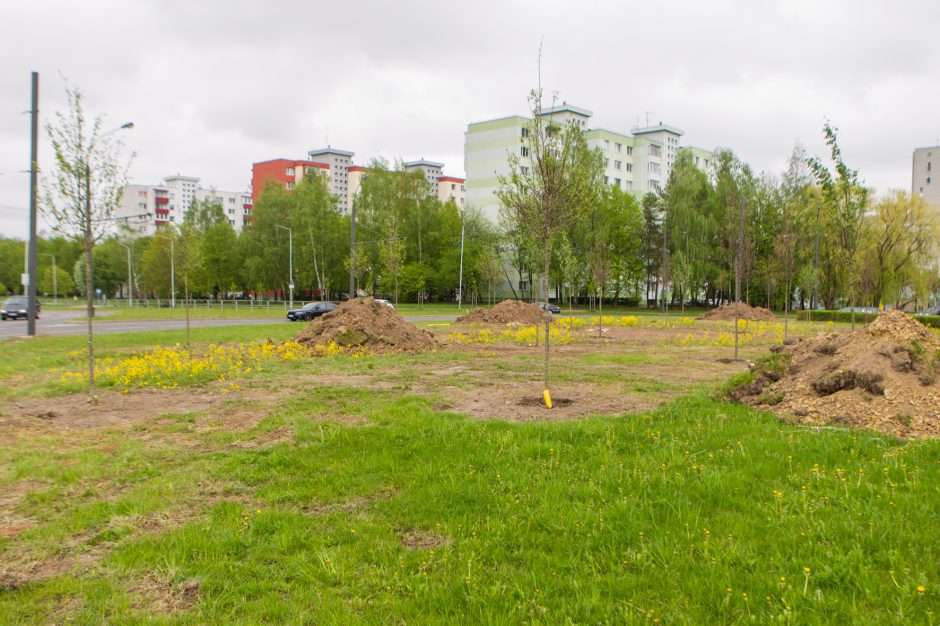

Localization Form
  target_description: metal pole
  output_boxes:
[41,253,56,305]
[276,224,293,308]
[27,71,39,336]
[288,228,293,309]
[349,203,357,298]
[457,210,465,308]
[735,196,745,361]
[119,243,133,307]
[170,238,175,308]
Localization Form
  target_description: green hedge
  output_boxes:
[795,309,940,329]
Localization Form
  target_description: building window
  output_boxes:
[626,146,633,156]
[521,146,529,157]
[625,164,633,172]
[928,177,932,184]
[614,160,622,170]
[929,162,932,171]
[521,127,529,138]
[614,178,621,186]
[604,140,610,149]
[615,143,622,153]
[285,182,294,190]
[521,166,529,175]
[604,176,609,185]
[649,162,661,174]
[649,145,661,158]
[604,158,609,167]
[286,167,295,176]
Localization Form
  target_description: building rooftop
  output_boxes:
[633,124,684,137]
[307,147,355,158]
[539,103,593,118]
[403,159,445,169]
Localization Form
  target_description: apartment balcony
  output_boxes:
[155,196,169,205]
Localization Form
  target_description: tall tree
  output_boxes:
[807,122,870,326]
[497,87,603,394]
[43,84,132,401]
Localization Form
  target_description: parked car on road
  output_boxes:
[919,306,940,316]
[287,301,336,322]
[1,296,40,320]
[376,299,395,309]
[537,301,561,314]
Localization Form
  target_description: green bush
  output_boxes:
[795,310,940,329]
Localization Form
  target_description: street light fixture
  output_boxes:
[118,242,134,307]
[155,232,175,308]
[275,224,293,308]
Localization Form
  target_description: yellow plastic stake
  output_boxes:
[543,389,553,409]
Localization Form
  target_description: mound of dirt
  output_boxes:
[732,310,940,438]
[294,297,437,354]
[702,303,777,322]
[457,300,550,325]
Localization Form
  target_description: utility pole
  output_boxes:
[457,210,465,309]
[41,253,56,305]
[27,71,39,336]
[734,196,745,361]
[118,242,133,307]
[348,203,357,298]
[276,224,293,308]
[156,233,175,308]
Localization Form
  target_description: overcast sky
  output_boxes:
[2,0,938,237]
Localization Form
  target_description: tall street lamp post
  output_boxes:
[118,242,133,307]
[276,224,293,309]
[40,253,56,305]
[155,232,175,308]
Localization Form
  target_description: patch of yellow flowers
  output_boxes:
[673,320,785,347]
[448,324,572,346]
[60,340,361,390]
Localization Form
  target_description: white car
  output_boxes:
[376,299,395,309]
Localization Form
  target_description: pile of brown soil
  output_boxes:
[702,302,778,322]
[732,310,940,438]
[457,300,550,325]
[294,297,437,354]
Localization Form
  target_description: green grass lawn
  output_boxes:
[1,324,938,623]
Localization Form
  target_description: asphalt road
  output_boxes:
[0,310,458,339]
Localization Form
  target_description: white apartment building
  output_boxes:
[913,146,940,208]
[116,175,252,236]
[307,147,355,213]
[464,103,713,223]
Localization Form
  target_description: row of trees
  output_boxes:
[7,165,498,305]
[498,117,940,315]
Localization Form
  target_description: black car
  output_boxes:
[537,301,561,314]
[1,296,40,320]
[287,301,336,321]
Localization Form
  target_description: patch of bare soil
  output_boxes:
[733,310,940,438]
[440,380,662,422]
[226,425,294,449]
[400,529,451,550]
[129,574,201,614]
[299,489,396,517]
[702,302,778,322]
[457,300,550,325]
[0,387,269,437]
[295,297,437,354]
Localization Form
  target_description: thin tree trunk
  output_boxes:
[84,238,96,403]
[543,250,550,393]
